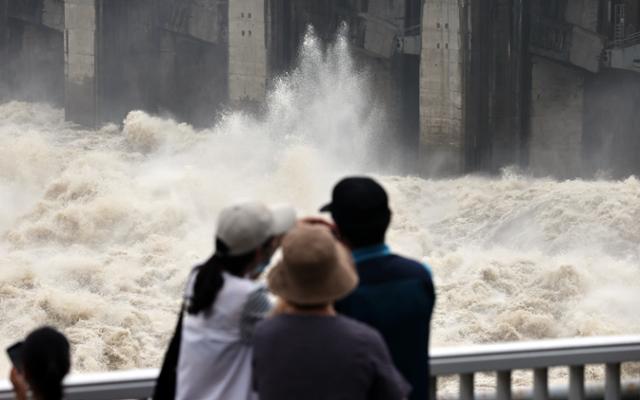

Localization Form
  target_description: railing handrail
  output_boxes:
[431,335,640,375]
[0,369,158,400]
[611,31,640,48]
[1,336,639,399]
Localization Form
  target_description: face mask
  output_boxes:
[253,259,271,277]
[251,238,278,278]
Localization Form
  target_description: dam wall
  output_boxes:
[1,0,640,177]
[1,0,63,105]
[64,0,229,126]
[529,57,586,178]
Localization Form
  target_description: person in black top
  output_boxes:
[320,176,436,400]
[253,225,410,400]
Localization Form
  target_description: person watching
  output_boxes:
[253,224,410,400]
[320,176,436,400]
[154,201,295,400]
[9,327,71,400]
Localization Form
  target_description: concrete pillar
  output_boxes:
[419,0,465,176]
[64,0,97,126]
[229,0,267,106]
[529,57,585,178]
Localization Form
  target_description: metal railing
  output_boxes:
[0,369,157,400]
[0,336,639,400]
[610,31,640,48]
[429,336,640,399]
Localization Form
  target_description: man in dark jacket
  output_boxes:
[321,176,436,400]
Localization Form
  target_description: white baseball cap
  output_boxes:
[270,204,298,236]
[216,202,296,256]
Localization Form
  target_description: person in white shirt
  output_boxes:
[154,201,295,400]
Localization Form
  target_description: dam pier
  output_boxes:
[1,0,640,177]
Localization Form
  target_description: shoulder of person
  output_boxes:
[385,254,433,280]
[253,312,287,338]
[336,317,397,364]
[223,272,264,294]
[242,285,272,311]
[335,315,386,342]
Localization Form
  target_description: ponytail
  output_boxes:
[187,254,225,315]
[187,239,258,315]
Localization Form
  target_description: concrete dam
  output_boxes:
[1,0,640,178]
[2,0,640,382]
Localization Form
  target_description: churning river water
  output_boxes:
[1,32,639,383]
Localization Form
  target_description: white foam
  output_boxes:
[0,30,639,380]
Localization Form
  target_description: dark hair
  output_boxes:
[187,238,267,315]
[22,327,70,400]
[335,211,391,248]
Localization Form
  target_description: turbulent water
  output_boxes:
[1,31,640,380]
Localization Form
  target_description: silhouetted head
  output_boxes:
[22,327,71,400]
[320,177,391,249]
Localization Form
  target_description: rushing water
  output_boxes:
[1,31,640,380]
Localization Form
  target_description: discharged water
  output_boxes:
[1,31,640,379]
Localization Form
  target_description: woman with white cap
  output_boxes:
[154,201,295,400]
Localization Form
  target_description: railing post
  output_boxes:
[569,365,585,400]
[605,363,621,400]
[460,373,474,400]
[496,370,511,400]
[429,376,437,400]
[533,368,549,400]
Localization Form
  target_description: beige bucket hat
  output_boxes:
[267,225,358,305]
